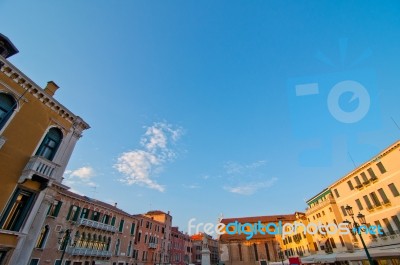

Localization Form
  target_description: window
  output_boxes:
[66,205,81,221]
[0,93,16,130]
[80,208,90,219]
[127,240,132,256]
[0,188,36,231]
[115,239,120,255]
[375,220,386,236]
[130,223,135,235]
[354,176,362,187]
[48,200,62,217]
[367,168,377,180]
[111,216,116,226]
[383,218,395,235]
[29,259,39,265]
[339,236,345,247]
[391,216,400,232]
[376,162,386,174]
[340,206,347,216]
[35,225,50,248]
[378,188,390,204]
[355,199,363,211]
[334,189,340,198]
[363,195,373,210]
[35,127,63,161]
[360,172,369,183]
[91,211,100,221]
[102,214,110,224]
[347,181,354,190]
[369,192,381,207]
[54,260,61,265]
[388,183,399,197]
[119,219,124,232]
[137,232,141,242]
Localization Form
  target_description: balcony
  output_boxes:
[19,156,60,186]
[76,218,117,233]
[148,243,157,249]
[306,196,336,215]
[370,176,378,183]
[66,247,112,257]
[355,184,363,190]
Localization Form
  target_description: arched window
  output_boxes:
[0,93,16,130]
[115,239,120,256]
[35,127,62,160]
[35,225,50,248]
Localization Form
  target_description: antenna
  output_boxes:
[348,152,357,168]
[91,186,98,199]
[391,117,400,131]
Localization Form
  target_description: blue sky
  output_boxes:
[2,1,400,234]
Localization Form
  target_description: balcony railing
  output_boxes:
[148,243,157,249]
[66,246,112,257]
[19,156,60,185]
[76,218,117,233]
[306,196,336,214]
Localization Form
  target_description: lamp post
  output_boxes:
[343,205,374,265]
[276,244,285,265]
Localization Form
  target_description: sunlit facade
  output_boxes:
[0,33,89,265]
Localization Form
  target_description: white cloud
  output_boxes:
[224,178,278,195]
[183,184,201,189]
[63,166,98,193]
[70,166,95,180]
[115,122,184,192]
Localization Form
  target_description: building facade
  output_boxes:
[30,185,138,265]
[133,214,168,265]
[329,140,400,256]
[170,227,192,265]
[0,33,89,265]
[305,189,353,255]
[191,233,219,265]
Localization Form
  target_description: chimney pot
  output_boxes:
[44,81,59,96]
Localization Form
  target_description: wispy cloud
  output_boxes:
[63,166,98,193]
[182,184,201,189]
[223,160,267,175]
[224,178,278,195]
[220,160,277,195]
[114,121,184,192]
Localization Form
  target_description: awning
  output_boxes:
[300,247,400,264]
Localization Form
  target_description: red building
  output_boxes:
[170,227,192,265]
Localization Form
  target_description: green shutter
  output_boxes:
[54,201,62,217]
[111,217,116,226]
[73,207,81,221]
[66,205,73,220]
[119,220,124,232]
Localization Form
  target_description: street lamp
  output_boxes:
[343,205,374,265]
[276,244,285,265]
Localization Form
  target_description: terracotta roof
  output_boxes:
[60,189,131,217]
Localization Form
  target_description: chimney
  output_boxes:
[44,81,59,96]
[114,202,118,208]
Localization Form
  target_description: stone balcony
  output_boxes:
[66,246,112,257]
[76,217,117,233]
[19,155,60,186]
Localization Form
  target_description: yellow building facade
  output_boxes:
[329,140,400,255]
[0,34,89,265]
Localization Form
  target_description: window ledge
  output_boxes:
[0,229,26,237]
